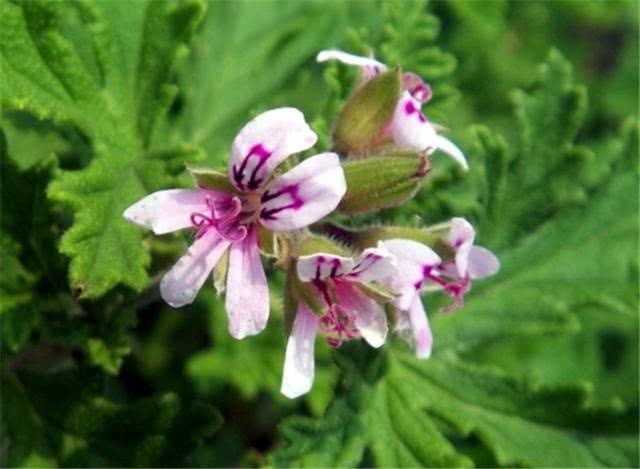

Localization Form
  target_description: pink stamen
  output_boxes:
[426,271,470,313]
[189,196,247,241]
[318,302,359,348]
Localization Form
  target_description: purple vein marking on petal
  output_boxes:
[329,258,341,278]
[315,256,325,280]
[414,263,434,289]
[404,100,427,123]
[349,252,381,278]
[259,184,304,221]
[232,144,272,190]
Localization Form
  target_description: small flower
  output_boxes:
[378,239,442,359]
[425,217,500,311]
[123,108,347,339]
[379,222,500,358]
[317,49,467,170]
[280,247,396,398]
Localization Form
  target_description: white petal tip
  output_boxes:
[228,322,267,340]
[280,384,311,399]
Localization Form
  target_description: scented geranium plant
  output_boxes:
[1,1,637,468]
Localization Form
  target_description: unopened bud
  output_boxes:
[333,68,402,156]
[338,153,429,214]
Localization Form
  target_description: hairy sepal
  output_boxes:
[339,154,427,214]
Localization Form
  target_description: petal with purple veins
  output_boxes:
[280,303,319,399]
[225,225,270,339]
[229,108,317,192]
[259,152,346,231]
[389,92,439,152]
[160,230,231,307]
[123,189,227,235]
[344,246,398,283]
[380,239,441,310]
[297,253,354,282]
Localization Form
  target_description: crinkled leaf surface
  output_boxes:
[0,0,205,298]
[1,369,221,467]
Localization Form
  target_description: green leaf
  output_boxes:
[1,0,205,298]
[271,345,472,468]
[186,290,337,416]
[269,398,367,467]
[175,0,365,160]
[272,344,637,468]
[2,369,221,467]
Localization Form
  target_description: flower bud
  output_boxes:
[333,68,402,156]
[338,152,429,214]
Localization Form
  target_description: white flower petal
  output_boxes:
[160,230,231,307]
[390,92,438,152]
[467,246,500,279]
[225,226,269,339]
[280,304,319,399]
[434,134,468,171]
[123,189,225,235]
[316,49,386,81]
[379,239,441,310]
[229,107,317,192]
[297,253,354,282]
[335,284,388,348]
[344,246,397,283]
[259,152,346,231]
[408,295,433,359]
[448,217,476,277]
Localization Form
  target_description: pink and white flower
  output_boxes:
[123,108,347,339]
[378,239,442,359]
[280,247,397,398]
[379,222,499,358]
[317,49,467,170]
[424,217,500,311]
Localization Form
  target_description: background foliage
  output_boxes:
[1,0,638,467]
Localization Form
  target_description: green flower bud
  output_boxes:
[333,68,402,156]
[338,153,429,214]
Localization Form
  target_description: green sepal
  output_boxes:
[355,282,398,303]
[212,249,229,295]
[333,68,402,156]
[297,234,350,257]
[339,154,427,214]
[186,165,236,193]
[258,225,278,258]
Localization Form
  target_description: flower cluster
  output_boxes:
[124,50,499,399]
